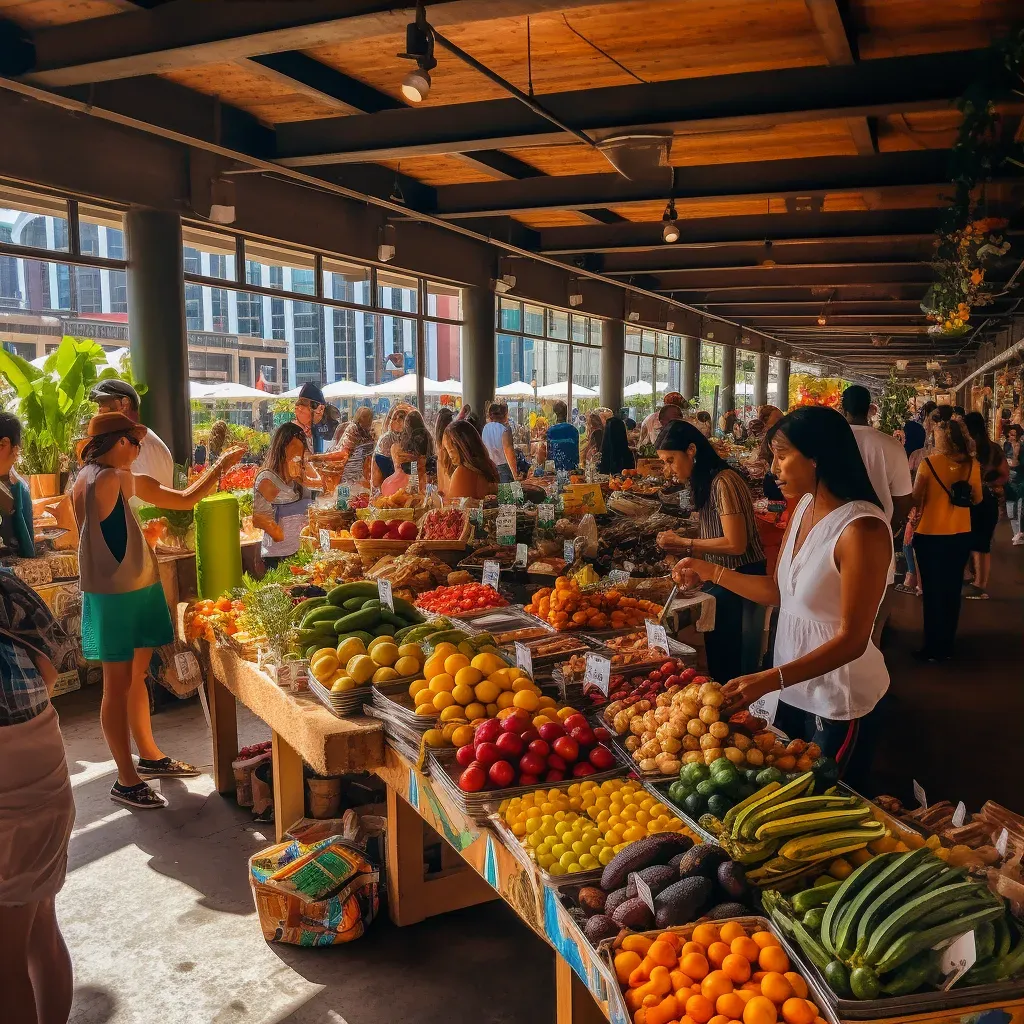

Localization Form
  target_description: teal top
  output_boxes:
[0,476,34,559]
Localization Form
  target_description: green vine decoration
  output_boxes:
[922,29,1024,336]
[877,369,918,435]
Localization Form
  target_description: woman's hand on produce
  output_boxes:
[671,556,714,585]
[657,530,690,552]
[721,669,780,710]
[215,445,246,471]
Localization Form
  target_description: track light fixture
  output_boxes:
[491,256,517,295]
[661,199,679,244]
[760,239,776,268]
[568,275,584,307]
[377,223,396,263]
[398,3,437,103]
[816,313,828,326]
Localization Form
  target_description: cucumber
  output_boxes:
[916,895,993,931]
[849,966,880,1000]
[793,880,842,913]
[342,596,366,612]
[394,624,418,643]
[803,907,826,932]
[326,581,379,606]
[787,915,833,975]
[290,596,326,622]
[380,610,407,627]
[853,857,945,956]
[373,623,395,637]
[881,949,937,996]
[824,960,853,998]
[874,905,1004,975]
[304,644,322,659]
[331,608,382,634]
[301,605,343,628]
[391,596,423,622]
[360,599,383,614]
[975,920,997,962]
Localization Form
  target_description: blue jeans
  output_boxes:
[902,541,916,575]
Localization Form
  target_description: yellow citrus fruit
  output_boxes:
[496,691,516,709]
[474,679,500,703]
[496,706,519,719]
[464,702,487,721]
[423,729,445,748]
[397,642,422,661]
[556,707,576,720]
[372,666,399,683]
[513,689,540,712]
[471,653,504,675]
[439,705,466,723]
[453,665,483,688]
[512,676,536,692]
[432,690,455,711]
[423,654,447,679]
[451,683,476,705]
[485,702,498,717]
[533,715,553,728]
[451,725,475,747]
[432,642,458,660]
[428,673,455,694]
[415,703,438,717]
[444,653,471,676]
[370,642,399,667]
[537,695,557,710]
[489,668,511,688]
[394,656,420,677]
[409,677,429,698]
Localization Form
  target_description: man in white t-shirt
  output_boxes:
[91,379,174,486]
[639,392,687,447]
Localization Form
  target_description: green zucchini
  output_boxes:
[290,596,326,622]
[881,949,937,996]
[301,605,343,628]
[360,599,382,614]
[331,608,382,633]
[849,966,880,1000]
[824,960,853,998]
[874,905,1004,975]
[380,610,407,627]
[304,644,323,659]
[853,857,945,955]
[789,916,833,975]
[735,772,815,839]
[723,781,779,832]
[391,597,423,622]
[373,623,395,637]
[326,581,379,606]
[975,920,997,962]
[915,895,995,931]
[341,596,366,612]
[792,880,841,913]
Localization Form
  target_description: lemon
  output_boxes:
[464,702,486,721]
[537,695,557,710]
[394,655,420,677]
[432,642,459,660]
[423,654,447,679]
[496,691,515,710]
[428,673,455,693]
[346,655,376,685]
[512,689,539,712]
[336,637,367,663]
[450,724,475,747]
[432,690,455,710]
[451,683,475,705]
[556,707,575,720]
[372,666,400,683]
[443,653,470,676]
[330,676,356,692]
[408,677,429,699]
[454,665,483,688]
[439,705,466,723]
[474,678,499,703]
[471,652,504,675]
[423,729,445,748]
[398,642,422,662]
[485,702,498,717]
[489,668,511,688]
[511,676,535,692]
[415,703,438,717]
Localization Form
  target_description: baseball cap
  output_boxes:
[297,382,326,406]
[90,378,140,409]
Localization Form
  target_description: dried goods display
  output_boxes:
[525,577,662,631]
[362,549,451,596]
[419,507,468,540]
[459,544,518,567]
[370,490,424,509]
[294,553,364,586]
[415,582,507,614]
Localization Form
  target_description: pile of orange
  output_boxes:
[613,921,826,1024]
[525,578,662,631]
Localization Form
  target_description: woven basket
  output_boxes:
[353,537,415,560]
[415,516,473,551]
[308,506,354,532]
[355,506,418,522]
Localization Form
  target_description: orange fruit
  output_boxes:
[680,1017,699,1024]
[752,972,768,983]
[681,952,710,981]
[742,982,763,994]
[716,992,748,1020]
[686,994,717,1024]
[719,921,748,944]
[752,931,781,950]
[743,996,779,1024]
[731,936,762,963]
[722,953,752,984]
[709,1016,732,1024]
[781,999,815,1024]
[736,990,756,1004]
[701,970,734,1002]
[758,946,790,974]
[708,942,731,968]
[693,923,721,948]
[783,974,808,1000]
[760,972,793,1005]
[682,941,708,958]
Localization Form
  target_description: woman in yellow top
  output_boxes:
[910,417,982,663]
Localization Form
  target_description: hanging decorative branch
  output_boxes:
[922,29,1024,336]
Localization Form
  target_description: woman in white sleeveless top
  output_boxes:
[672,406,892,770]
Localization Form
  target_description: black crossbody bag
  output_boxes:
[924,457,973,507]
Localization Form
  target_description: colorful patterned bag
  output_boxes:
[249,836,379,946]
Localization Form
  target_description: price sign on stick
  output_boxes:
[515,543,528,568]
[583,654,612,696]
[482,560,501,590]
[278,659,309,692]
[748,694,778,727]
[645,618,669,655]
[952,801,967,828]
[515,642,533,678]
[607,569,630,586]
[913,779,928,809]
[940,930,977,991]
[538,503,555,524]
[377,578,394,612]
[319,528,331,552]
[173,652,200,681]
[563,540,576,564]
[631,871,656,914]
[511,481,524,501]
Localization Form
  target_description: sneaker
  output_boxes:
[1013,533,1024,546]
[110,782,167,809]
[965,587,989,600]
[136,756,202,779]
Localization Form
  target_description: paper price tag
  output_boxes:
[631,871,656,914]
[173,651,200,681]
[952,801,967,828]
[538,503,555,524]
[277,659,309,692]
[544,460,555,474]
[515,542,528,567]
[583,654,612,696]
[607,569,630,586]
[748,693,778,727]
[645,618,669,654]
[563,540,576,563]
[939,930,977,991]
[913,779,928,809]
[515,642,533,678]
[377,578,394,612]
[319,528,331,552]
[997,828,1009,858]
[815,715,824,734]
[623,560,635,573]
[482,560,501,590]
[511,481,524,501]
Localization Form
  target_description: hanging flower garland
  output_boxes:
[922,29,1024,336]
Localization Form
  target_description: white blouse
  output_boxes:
[770,492,890,721]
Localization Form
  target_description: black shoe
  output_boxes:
[137,756,202,779]
[110,782,167,809]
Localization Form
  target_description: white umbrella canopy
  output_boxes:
[496,381,536,398]
[189,380,216,399]
[535,381,599,399]
[623,380,668,398]
[323,379,374,398]
[370,372,419,396]
[435,378,462,395]
[198,382,270,401]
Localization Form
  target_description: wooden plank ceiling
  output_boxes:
[0,0,1022,378]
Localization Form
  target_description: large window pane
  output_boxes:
[523,303,544,337]
[547,307,569,341]
[625,326,643,353]
[426,280,461,320]
[572,345,601,409]
[570,314,588,345]
[767,356,780,409]
[735,352,757,420]
[182,225,236,279]
[241,239,314,294]
[0,186,69,253]
[623,353,656,422]
[323,256,371,305]
[498,297,521,332]
[699,342,724,418]
[377,270,418,314]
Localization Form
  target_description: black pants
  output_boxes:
[913,532,971,658]
[773,700,860,774]
[702,560,766,684]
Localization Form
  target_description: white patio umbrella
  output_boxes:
[436,378,462,395]
[496,381,536,398]
[189,380,216,399]
[370,372,419,396]
[323,379,374,399]
[278,385,304,399]
[197,382,271,401]
[623,380,668,397]
[535,381,599,399]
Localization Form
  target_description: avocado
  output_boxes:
[603,887,630,916]
[707,794,733,820]
[706,901,749,920]
[625,865,678,899]
[668,780,691,805]
[716,860,748,899]
[599,833,694,892]
[696,779,719,798]
[611,897,655,931]
[678,842,730,879]
[653,876,713,928]
[583,914,621,945]
[684,792,707,818]
[756,767,784,787]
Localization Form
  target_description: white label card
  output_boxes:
[515,642,533,678]
[952,801,967,828]
[623,560,635,573]
[997,828,1009,858]
[174,651,200,680]
[515,543,528,567]
[607,569,630,586]
[583,654,612,695]
[631,872,656,914]
[563,540,576,563]
[645,618,669,654]
[482,560,501,590]
[544,460,555,474]
[511,482,524,501]
[538,503,555,524]
[319,528,331,552]
[939,930,977,991]
[278,659,309,691]
[913,779,928,809]
[377,578,394,612]
[748,693,778,727]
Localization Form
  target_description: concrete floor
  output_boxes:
[54,519,1023,1023]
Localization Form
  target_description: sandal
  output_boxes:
[137,757,202,779]
[110,782,167,809]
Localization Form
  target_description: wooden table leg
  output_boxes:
[272,730,306,842]
[206,670,238,796]
[556,956,606,1024]
[385,786,495,927]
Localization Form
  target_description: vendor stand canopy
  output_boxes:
[495,381,537,398]
[370,374,454,396]
[624,380,668,397]
[535,381,599,399]
[196,382,271,401]
[189,380,217,399]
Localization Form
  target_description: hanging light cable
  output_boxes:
[662,199,679,244]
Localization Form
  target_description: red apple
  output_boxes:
[544,769,565,782]
[588,745,615,771]
[692,675,710,685]
[664,674,682,689]
[552,736,580,763]
[572,762,596,777]
[474,719,501,745]
[660,662,676,675]
[528,739,550,758]
[474,742,501,767]
[369,519,389,539]
[458,764,486,792]
[350,519,370,539]
[387,522,403,539]
[519,751,545,776]
[517,772,540,786]
[569,725,596,748]
[546,754,567,772]
[488,760,515,788]
[495,732,524,759]
[455,744,476,768]
[648,670,663,683]
[501,712,527,734]
[593,727,611,742]
[397,520,417,541]
[562,713,588,732]
[537,722,564,743]
[680,667,697,683]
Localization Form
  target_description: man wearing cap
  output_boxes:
[294,382,336,455]
[91,379,174,486]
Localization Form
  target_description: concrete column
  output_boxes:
[682,336,700,401]
[601,319,625,414]
[777,357,791,411]
[753,352,769,409]
[461,285,495,417]
[126,208,191,463]
[720,344,736,419]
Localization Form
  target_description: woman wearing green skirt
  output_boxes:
[73,412,243,809]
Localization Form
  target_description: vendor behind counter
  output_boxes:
[0,412,34,559]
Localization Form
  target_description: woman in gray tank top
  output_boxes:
[72,412,243,810]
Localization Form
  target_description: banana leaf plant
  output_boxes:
[0,335,134,475]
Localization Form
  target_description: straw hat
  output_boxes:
[75,411,148,461]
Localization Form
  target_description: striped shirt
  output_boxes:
[698,468,765,569]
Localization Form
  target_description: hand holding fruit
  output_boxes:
[672,556,715,587]
[721,669,780,711]
[657,530,690,553]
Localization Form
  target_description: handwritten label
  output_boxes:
[515,542,528,567]
[496,504,517,544]
[377,578,394,612]
[537,503,555,524]
[645,618,669,654]
[583,654,612,695]
[749,694,777,727]
[277,659,309,692]
[173,651,200,681]
[511,481,524,501]
[563,540,576,564]
[544,460,555,474]
[319,528,331,552]
[623,560,635,573]
[515,642,533,678]
[913,779,928,809]
[631,871,656,914]
[607,569,630,586]
[939,930,977,991]
[335,484,350,509]
[952,801,967,828]
[997,828,1009,858]
[482,560,501,590]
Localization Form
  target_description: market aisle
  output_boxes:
[56,690,554,1024]
[870,519,1024,810]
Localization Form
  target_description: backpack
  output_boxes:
[925,457,973,508]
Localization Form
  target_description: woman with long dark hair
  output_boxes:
[962,411,1009,599]
[671,407,891,768]
[598,416,635,476]
[433,407,455,489]
[441,420,500,500]
[656,420,766,685]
